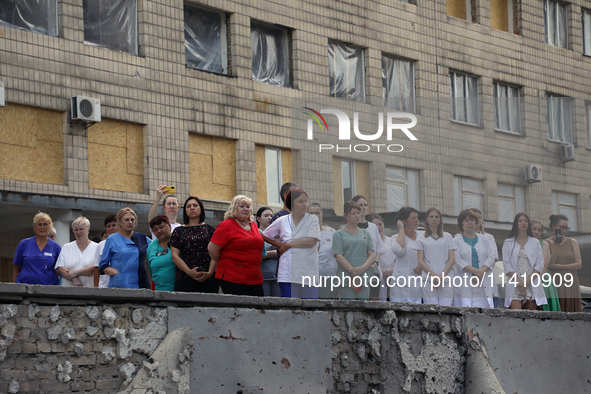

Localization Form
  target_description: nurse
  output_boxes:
[453,209,496,308]
[416,207,456,306]
[368,214,396,301]
[13,212,61,285]
[390,206,423,303]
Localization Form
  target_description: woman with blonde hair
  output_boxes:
[208,195,267,296]
[99,208,151,289]
[416,207,456,306]
[13,212,61,285]
[55,217,98,287]
[531,219,560,311]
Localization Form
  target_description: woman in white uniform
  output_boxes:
[369,214,396,301]
[471,207,499,307]
[390,206,423,303]
[55,217,98,287]
[502,213,547,309]
[352,195,382,298]
[453,209,496,308]
[308,203,338,299]
[416,207,456,306]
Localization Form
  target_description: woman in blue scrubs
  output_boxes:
[13,212,61,285]
[99,208,151,289]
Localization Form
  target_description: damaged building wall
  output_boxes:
[0,284,590,393]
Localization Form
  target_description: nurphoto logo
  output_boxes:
[303,107,418,153]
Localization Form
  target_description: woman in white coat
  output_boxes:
[390,206,423,303]
[453,209,496,308]
[502,213,547,309]
[369,214,396,301]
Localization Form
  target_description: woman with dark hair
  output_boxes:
[351,196,382,282]
[470,207,500,307]
[256,207,280,297]
[416,207,456,306]
[390,206,423,303]
[546,214,582,312]
[146,215,175,291]
[333,201,375,300]
[453,209,496,308]
[531,219,561,311]
[309,203,338,299]
[502,213,546,309]
[263,189,320,299]
[369,213,395,301]
[169,196,217,293]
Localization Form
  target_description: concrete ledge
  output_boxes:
[0,283,589,321]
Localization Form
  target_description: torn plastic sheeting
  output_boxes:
[0,0,58,37]
[83,0,138,55]
[328,41,365,103]
[184,4,227,74]
[251,22,290,87]
[382,55,414,112]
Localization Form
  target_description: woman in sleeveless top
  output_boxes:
[546,214,582,312]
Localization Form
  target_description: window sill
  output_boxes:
[451,119,481,128]
[494,128,524,137]
[185,66,236,78]
[547,139,574,145]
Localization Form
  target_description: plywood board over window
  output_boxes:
[190,134,235,202]
[88,119,144,193]
[0,103,64,185]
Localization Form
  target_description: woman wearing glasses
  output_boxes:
[546,214,582,312]
[170,196,217,293]
[146,215,175,291]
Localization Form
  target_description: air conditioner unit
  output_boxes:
[525,164,542,183]
[71,96,101,123]
[558,143,575,162]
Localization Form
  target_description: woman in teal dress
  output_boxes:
[333,201,375,301]
[531,220,561,311]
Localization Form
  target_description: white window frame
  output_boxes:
[382,55,416,113]
[545,0,568,48]
[583,9,591,55]
[547,94,573,143]
[454,176,484,215]
[386,167,419,212]
[265,148,283,207]
[552,191,578,231]
[494,82,521,134]
[450,72,480,126]
[497,184,525,222]
[341,159,356,203]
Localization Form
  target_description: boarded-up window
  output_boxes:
[0,103,64,185]
[491,0,514,32]
[189,134,235,202]
[88,119,143,193]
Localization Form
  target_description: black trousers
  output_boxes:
[218,279,264,297]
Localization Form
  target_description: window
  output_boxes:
[498,184,525,222]
[251,22,290,87]
[545,0,568,48]
[184,4,228,74]
[552,192,577,231]
[586,102,591,147]
[0,0,57,36]
[328,41,365,103]
[490,0,514,32]
[547,94,572,142]
[387,167,419,212]
[446,0,473,20]
[494,82,521,134]
[454,177,483,215]
[450,72,479,125]
[382,55,415,112]
[83,0,138,55]
[583,10,591,55]
[341,160,355,203]
[265,148,282,206]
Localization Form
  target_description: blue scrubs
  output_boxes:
[99,233,151,289]
[13,237,61,285]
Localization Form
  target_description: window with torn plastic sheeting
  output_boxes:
[83,0,138,55]
[251,21,290,87]
[184,4,228,74]
[328,41,365,103]
[0,0,58,36]
[382,55,415,112]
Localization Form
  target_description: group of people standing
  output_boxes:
[10,183,583,312]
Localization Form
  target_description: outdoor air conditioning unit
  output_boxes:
[71,96,101,123]
[558,143,575,162]
[524,164,542,183]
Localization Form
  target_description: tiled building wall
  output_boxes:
[0,0,589,231]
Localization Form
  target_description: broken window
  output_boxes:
[0,0,58,36]
[328,40,365,103]
[184,3,228,74]
[382,55,415,112]
[251,21,290,87]
[83,0,138,55]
